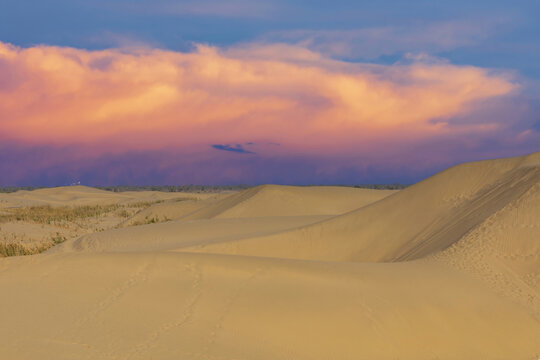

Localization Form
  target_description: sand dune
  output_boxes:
[66,186,393,253]
[185,153,540,263]
[1,152,539,359]
[0,185,208,208]
[183,185,396,219]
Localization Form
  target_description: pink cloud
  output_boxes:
[0,41,517,160]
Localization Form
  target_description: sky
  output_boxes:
[0,0,539,186]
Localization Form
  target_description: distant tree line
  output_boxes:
[0,186,45,193]
[351,184,408,190]
[0,184,408,193]
[95,185,252,193]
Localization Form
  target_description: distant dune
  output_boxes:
[0,152,539,359]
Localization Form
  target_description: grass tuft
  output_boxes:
[131,215,171,226]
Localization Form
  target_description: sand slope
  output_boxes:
[0,152,539,359]
[183,185,396,219]
[56,216,332,253]
[1,253,538,360]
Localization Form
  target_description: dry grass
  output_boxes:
[131,215,171,226]
[0,202,164,225]
[129,200,165,208]
[115,209,132,218]
[0,233,67,257]
[0,204,123,225]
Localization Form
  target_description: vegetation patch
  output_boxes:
[0,204,124,225]
[129,200,165,208]
[131,215,171,226]
[0,201,165,226]
[0,233,67,257]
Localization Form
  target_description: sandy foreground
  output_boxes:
[0,153,539,359]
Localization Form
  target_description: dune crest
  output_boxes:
[183,185,396,219]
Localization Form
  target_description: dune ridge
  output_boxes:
[182,185,396,219]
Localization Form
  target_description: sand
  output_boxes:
[0,152,539,359]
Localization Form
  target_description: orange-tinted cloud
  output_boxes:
[0,41,517,157]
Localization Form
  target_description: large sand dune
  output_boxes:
[1,152,539,359]
[184,153,540,262]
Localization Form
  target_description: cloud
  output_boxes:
[262,18,511,59]
[0,40,534,185]
[0,41,516,147]
[212,144,255,154]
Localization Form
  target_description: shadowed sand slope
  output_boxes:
[0,153,539,359]
[54,216,332,253]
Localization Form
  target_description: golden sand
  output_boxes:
[1,152,539,359]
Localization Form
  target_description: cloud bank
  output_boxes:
[0,40,536,185]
